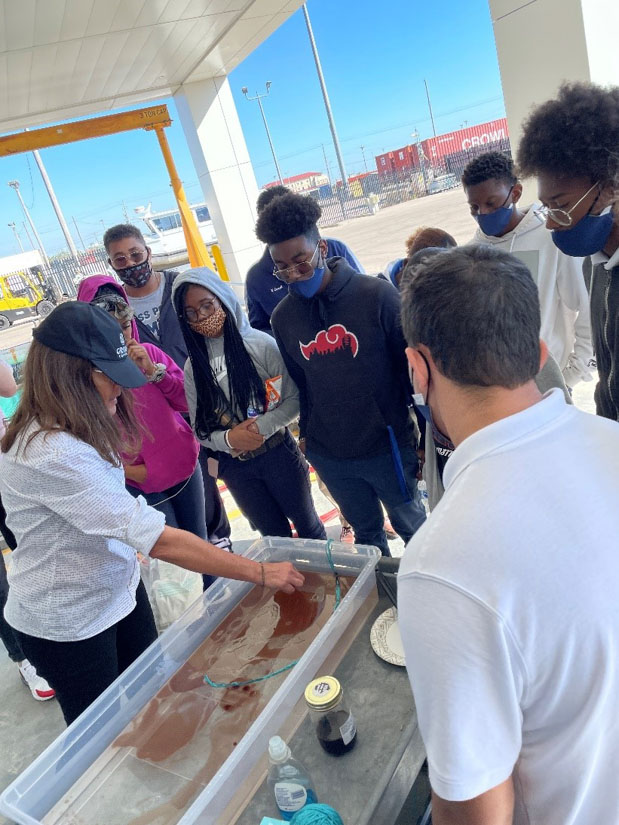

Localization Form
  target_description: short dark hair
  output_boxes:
[255,192,321,245]
[461,151,516,188]
[401,245,541,388]
[103,224,146,253]
[518,82,619,185]
[257,185,289,213]
[405,226,457,257]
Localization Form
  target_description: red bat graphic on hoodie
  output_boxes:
[299,324,359,360]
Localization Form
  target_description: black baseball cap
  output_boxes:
[33,302,146,388]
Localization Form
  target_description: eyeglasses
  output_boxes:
[536,181,600,227]
[184,299,219,323]
[111,250,148,269]
[273,243,320,282]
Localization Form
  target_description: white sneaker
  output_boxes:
[18,659,56,701]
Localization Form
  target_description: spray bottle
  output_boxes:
[267,736,317,820]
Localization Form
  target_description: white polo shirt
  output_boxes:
[398,389,619,825]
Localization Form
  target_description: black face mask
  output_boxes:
[115,258,152,288]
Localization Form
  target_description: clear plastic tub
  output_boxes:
[0,538,379,825]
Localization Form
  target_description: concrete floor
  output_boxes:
[0,186,597,822]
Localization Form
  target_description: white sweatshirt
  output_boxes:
[469,205,594,388]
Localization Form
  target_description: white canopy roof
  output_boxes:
[0,0,301,133]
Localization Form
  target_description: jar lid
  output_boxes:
[304,676,342,710]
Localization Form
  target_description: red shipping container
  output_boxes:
[376,118,509,173]
[420,118,509,162]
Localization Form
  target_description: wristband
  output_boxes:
[224,430,232,449]
[260,562,265,588]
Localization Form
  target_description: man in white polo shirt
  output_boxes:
[398,244,619,825]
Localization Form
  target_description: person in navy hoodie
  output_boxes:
[245,186,365,334]
[256,192,426,556]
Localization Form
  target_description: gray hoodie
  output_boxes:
[171,268,299,454]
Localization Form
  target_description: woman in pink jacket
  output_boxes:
[77,276,211,583]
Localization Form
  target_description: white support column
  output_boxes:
[489,0,619,196]
[174,77,262,289]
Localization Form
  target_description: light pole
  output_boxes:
[360,146,368,174]
[31,147,80,261]
[8,180,50,266]
[412,131,428,194]
[8,222,24,253]
[242,83,284,186]
[302,4,349,197]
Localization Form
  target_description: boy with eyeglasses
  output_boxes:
[103,223,232,554]
[245,185,364,335]
[256,192,426,556]
[518,82,619,422]
[462,151,594,391]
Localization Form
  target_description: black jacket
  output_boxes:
[590,260,619,420]
[133,270,188,369]
[271,258,414,460]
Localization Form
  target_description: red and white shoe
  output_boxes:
[339,526,355,544]
[18,659,56,701]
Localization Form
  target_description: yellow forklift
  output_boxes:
[0,269,56,330]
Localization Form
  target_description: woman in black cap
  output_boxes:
[0,302,303,725]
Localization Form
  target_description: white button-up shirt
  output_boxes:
[1,426,165,641]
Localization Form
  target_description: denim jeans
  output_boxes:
[307,445,426,556]
[218,431,326,541]
[197,447,232,549]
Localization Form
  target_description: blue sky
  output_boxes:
[0,0,505,257]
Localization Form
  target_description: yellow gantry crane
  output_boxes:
[0,105,228,279]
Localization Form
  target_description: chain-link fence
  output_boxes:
[42,248,111,297]
[312,138,512,227]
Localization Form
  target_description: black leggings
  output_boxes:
[12,581,157,726]
[218,431,326,540]
[0,494,16,551]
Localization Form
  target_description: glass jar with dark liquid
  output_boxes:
[304,676,357,755]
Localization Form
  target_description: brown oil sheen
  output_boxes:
[51,573,353,825]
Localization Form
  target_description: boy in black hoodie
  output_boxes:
[256,193,426,555]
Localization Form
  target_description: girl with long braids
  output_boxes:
[172,268,325,541]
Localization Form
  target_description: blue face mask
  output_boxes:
[551,207,614,257]
[389,259,405,288]
[289,265,326,299]
[475,185,515,237]
[476,205,514,237]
